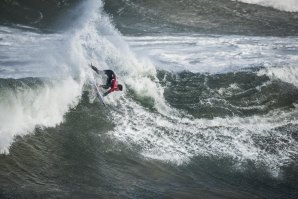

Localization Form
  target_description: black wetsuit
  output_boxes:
[103,70,116,89]
[90,65,115,89]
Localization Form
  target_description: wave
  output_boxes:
[160,70,298,118]
[1,1,298,198]
[0,0,168,152]
[234,0,298,12]
[1,0,298,178]
[258,65,298,87]
[0,1,96,152]
[110,93,298,176]
[0,78,82,153]
[120,33,298,175]
[109,66,298,177]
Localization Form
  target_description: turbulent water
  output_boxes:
[1,0,298,198]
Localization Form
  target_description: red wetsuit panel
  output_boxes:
[107,79,118,93]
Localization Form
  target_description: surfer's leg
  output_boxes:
[105,77,112,88]
[101,85,109,89]
[98,78,110,89]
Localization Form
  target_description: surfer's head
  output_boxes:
[118,84,123,91]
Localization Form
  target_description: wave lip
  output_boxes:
[0,0,101,153]
[0,78,82,153]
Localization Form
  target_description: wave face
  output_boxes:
[118,34,298,174]
[0,0,298,198]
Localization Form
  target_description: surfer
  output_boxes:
[90,64,123,96]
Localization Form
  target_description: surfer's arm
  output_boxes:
[90,64,101,74]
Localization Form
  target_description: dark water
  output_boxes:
[0,0,79,29]
[1,0,298,199]
[104,0,298,36]
[160,70,298,118]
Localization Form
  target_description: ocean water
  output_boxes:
[0,0,298,198]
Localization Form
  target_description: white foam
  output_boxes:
[232,0,298,12]
[258,65,298,87]
[0,0,172,152]
[76,2,172,113]
[107,34,298,175]
[0,78,82,153]
[78,3,298,175]
[111,97,298,176]
[0,0,102,152]
[0,27,87,151]
[82,0,298,177]
[125,35,298,74]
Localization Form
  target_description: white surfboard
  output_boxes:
[94,83,106,106]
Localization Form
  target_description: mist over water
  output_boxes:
[0,0,298,198]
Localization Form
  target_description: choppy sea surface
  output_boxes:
[0,0,298,198]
